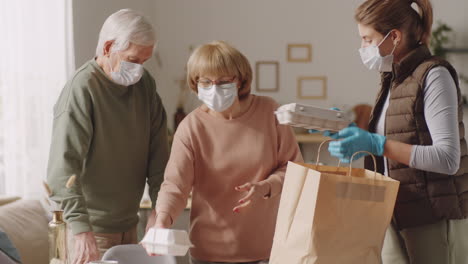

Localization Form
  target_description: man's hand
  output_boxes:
[72,232,99,264]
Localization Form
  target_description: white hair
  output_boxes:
[96,9,156,56]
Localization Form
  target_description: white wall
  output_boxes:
[72,0,468,132]
[152,0,381,132]
[72,0,164,121]
[72,0,179,131]
[73,0,157,68]
[432,0,468,96]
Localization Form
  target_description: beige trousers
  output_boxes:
[68,226,138,261]
[382,219,468,264]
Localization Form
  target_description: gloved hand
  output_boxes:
[308,107,341,136]
[328,126,386,163]
[308,129,336,137]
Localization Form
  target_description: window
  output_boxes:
[0,95,4,194]
[0,0,75,197]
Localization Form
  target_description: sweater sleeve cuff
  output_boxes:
[69,220,92,235]
[409,145,418,168]
[263,174,284,198]
[156,204,178,225]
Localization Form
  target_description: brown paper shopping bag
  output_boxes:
[270,146,400,264]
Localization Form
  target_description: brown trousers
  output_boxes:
[68,226,138,261]
[190,257,269,264]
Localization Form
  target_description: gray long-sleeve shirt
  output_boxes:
[376,66,460,176]
[47,59,169,235]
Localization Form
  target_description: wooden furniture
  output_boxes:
[295,133,329,144]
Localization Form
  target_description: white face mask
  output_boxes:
[359,31,397,72]
[197,82,238,113]
[108,55,144,86]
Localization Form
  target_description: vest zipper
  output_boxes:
[388,71,398,227]
[385,71,395,178]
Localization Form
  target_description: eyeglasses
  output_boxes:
[197,76,236,89]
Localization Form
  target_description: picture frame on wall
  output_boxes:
[255,61,279,92]
[287,44,312,63]
[297,76,327,99]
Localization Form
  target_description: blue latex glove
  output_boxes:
[308,107,341,136]
[328,126,386,163]
[308,129,336,137]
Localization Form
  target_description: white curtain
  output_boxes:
[0,0,75,198]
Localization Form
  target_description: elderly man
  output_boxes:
[47,9,169,264]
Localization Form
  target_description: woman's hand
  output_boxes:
[145,210,156,233]
[143,212,173,256]
[153,212,173,229]
[233,181,271,213]
[328,126,386,163]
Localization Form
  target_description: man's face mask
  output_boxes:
[359,31,398,73]
[108,53,144,86]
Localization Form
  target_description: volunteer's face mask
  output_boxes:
[108,54,144,86]
[197,82,238,113]
[359,31,397,72]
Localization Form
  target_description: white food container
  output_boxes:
[141,228,193,256]
[275,103,352,132]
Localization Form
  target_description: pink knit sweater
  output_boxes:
[156,95,303,262]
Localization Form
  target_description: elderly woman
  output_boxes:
[147,41,303,264]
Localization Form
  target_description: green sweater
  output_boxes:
[47,59,169,235]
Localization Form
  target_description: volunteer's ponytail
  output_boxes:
[413,0,434,45]
[355,0,434,47]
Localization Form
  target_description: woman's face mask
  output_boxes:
[359,31,397,72]
[197,80,238,113]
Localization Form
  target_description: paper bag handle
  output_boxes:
[347,151,377,178]
[316,140,341,167]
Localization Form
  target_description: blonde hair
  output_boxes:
[355,0,433,46]
[187,41,252,100]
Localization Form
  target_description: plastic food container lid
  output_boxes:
[87,261,118,264]
[141,228,193,256]
[275,103,352,131]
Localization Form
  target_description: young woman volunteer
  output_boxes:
[326,0,468,263]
